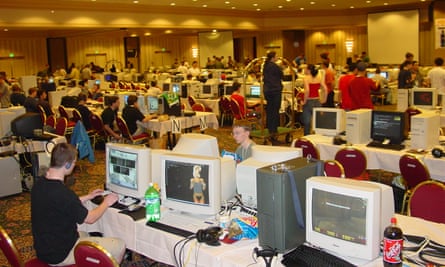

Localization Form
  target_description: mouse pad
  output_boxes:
[119,208,146,221]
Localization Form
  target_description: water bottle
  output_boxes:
[383,217,403,267]
[145,183,160,222]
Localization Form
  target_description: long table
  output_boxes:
[299,134,445,182]
[78,203,445,267]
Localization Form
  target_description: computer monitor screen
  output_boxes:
[366,73,375,79]
[105,143,151,200]
[313,108,346,136]
[162,83,170,91]
[147,96,159,114]
[371,110,407,145]
[306,176,394,261]
[105,74,118,82]
[161,153,221,215]
[380,71,389,79]
[411,87,437,110]
[202,85,212,94]
[250,85,261,97]
[171,83,180,94]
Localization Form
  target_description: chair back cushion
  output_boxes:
[74,241,119,267]
[116,116,131,139]
[55,117,68,136]
[294,138,320,159]
[409,181,445,223]
[335,147,367,179]
[324,160,345,178]
[399,154,430,189]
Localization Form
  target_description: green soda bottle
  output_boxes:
[145,183,160,222]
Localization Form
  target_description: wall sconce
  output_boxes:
[192,48,199,58]
[345,40,353,53]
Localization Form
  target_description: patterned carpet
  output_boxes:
[0,118,399,266]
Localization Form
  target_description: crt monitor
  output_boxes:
[172,133,220,158]
[306,176,394,262]
[160,153,221,216]
[249,85,261,97]
[370,110,407,145]
[313,107,346,136]
[105,143,151,200]
[11,113,43,138]
[411,87,438,110]
[147,96,159,114]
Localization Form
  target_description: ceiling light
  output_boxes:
[170,2,176,6]
[130,34,137,37]
[384,2,388,5]
[286,0,291,2]
[278,5,283,8]
[350,5,354,8]
[212,29,217,33]
[4,29,9,32]
[253,3,258,6]
[300,7,304,10]
[310,1,315,4]
[144,32,151,36]
[192,0,197,1]
[331,4,336,7]
[231,6,236,9]
[50,10,55,13]
[165,30,173,34]
[202,4,207,7]
[224,1,230,4]
[256,8,261,11]
[366,0,371,3]
[91,0,96,2]
[133,0,139,3]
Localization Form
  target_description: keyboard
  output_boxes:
[366,140,405,151]
[282,244,356,267]
[146,221,195,238]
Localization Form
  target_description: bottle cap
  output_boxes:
[391,217,397,224]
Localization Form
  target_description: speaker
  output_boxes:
[432,147,445,158]
[196,226,222,246]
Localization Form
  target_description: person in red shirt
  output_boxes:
[348,62,378,110]
[230,82,246,117]
[338,63,357,111]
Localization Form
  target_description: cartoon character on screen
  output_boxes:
[190,165,206,204]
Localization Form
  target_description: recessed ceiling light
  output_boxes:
[331,4,336,7]
[278,5,283,8]
[212,29,217,32]
[350,5,354,8]
[144,32,151,36]
[231,6,236,9]
[165,30,172,34]
[366,0,371,3]
[225,1,230,4]
[420,0,426,2]
[256,8,261,11]
[286,0,291,2]
[91,0,96,2]
[384,2,388,5]
[170,2,176,6]
[310,1,315,4]
[253,3,258,6]
[133,0,138,3]
[4,29,9,32]
[192,0,197,1]
[202,4,207,7]
[300,7,304,10]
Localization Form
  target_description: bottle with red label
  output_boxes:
[383,217,403,266]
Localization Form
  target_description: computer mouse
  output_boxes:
[127,204,141,212]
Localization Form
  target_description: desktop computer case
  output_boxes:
[257,157,323,253]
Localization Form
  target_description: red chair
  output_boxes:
[191,103,206,112]
[0,225,75,267]
[58,105,76,133]
[408,180,445,224]
[399,153,431,214]
[293,137,320,160]
[74,241,119,267]
[324,160,345,178]
[46,115,56,128]
[116,116,149,145]
[229,98,244,120]
[219,96,233,127]
[72,108,82,123]
[334,146,368,180]
[188,96,197,107]
[37,105,47,125]
[89,113,109,147]
[55,117,68,136]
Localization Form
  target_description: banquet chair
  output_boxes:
[324,160,345,178]
[191,103,206,112]
[188,96,197,107]
[0,225,75,267]
[408,180,445,224]
[58,105,76,133]
[74,241,119,267]
[334,146,368,180]
[55,117,68,136]
[37,105,47,125]
[219,96,233,127]
[399,153,431,214]
[89,113,109,147]
[46,115,56,129]
[293,137,320,160]
[229,98,244,121]
[116,116,149,145]
[71,108,83,123]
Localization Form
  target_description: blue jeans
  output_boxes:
[302,99,321,135]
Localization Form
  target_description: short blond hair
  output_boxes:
[233,120,252,132]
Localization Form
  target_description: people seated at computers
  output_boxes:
[37,89,53,116]
[76,93,92,130]
[24,87,39,113]
[371,67,391,104]
[338,63,357,111]
[0,73,11,108]
[147,80,162,96]
[348,62,378,110]
[122,95,156,137]
[230,82,246,117]
[205,73,219,85]
[101,95,121,140]
[232,120,255,163]
[10,84,26,106]
[89,83,103,100]
[188,61,201,77]
[31,143,126,265]
[302,64,327,135]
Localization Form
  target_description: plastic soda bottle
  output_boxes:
[383,217,403,267]
[145,183,160,222]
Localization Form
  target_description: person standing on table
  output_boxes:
[302,64,327,136]
[262,51,284,144]
[101,95,121,140]
[31,143,125,266]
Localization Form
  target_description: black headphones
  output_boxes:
[254,247,278,258]
[432,147,445,158]
[196,226,222,246]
